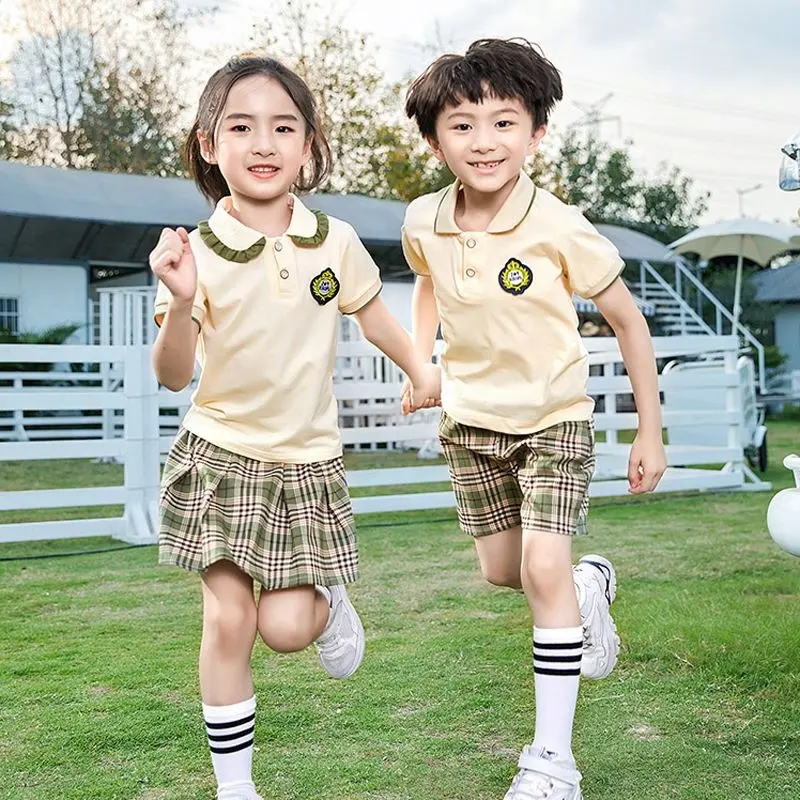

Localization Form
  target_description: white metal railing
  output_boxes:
[635,259,766,393]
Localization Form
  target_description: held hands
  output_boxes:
[628,432,667,494]
[149,227,197,304]
[401,363,442,415]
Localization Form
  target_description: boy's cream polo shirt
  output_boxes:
[154,195,382,463]
[401,172,624,435]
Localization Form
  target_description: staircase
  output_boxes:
[629,258,766,393]
[631,263,713,337]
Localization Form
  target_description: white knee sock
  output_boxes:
[203,695,257,791]
[531,626,582,760]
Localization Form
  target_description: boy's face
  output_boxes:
[428,93,546,194]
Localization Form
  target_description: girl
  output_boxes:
[149,54,439,800]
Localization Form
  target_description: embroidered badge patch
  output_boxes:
[498,258,533,295]
[310,268,340,305]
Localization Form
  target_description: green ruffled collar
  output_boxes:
[199,209,330,263]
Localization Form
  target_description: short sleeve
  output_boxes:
[153,279,206,327]
[559,209,624,298]
[401,224,430,276]
[337,224,382,315]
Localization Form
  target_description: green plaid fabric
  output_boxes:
[158,429,358,589]
[439,412,595,538]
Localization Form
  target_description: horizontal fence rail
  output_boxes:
[0,335,770,544]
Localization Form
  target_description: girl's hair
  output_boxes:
[406,38,563,139]
[184,54,332,203]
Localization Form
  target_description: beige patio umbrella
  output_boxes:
[669,218,800,328]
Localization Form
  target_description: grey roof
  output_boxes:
[753,259,800,302]
[596,223,678,264]
[0,160,406,268]
[0,160,676,270]
[0,159,212,226]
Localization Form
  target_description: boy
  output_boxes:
[401,39,667,799]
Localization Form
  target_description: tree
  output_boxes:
[545,128,639,222]
[75,63,185,176]
[543,127,709,244]
[699,259,775,341]
[636,165,710,245]
[2,0,204,174]
[0,100,31,161]
[363,121,452,201]
[250,0,441,196]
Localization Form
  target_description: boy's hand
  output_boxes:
[402,364,441,415]
[628,432,667,494]
[149,227,197,304]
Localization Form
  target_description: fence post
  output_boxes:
[122,344,160,543]
[13,376,28,442]
[602,361,618,446]
[723,342,743,474]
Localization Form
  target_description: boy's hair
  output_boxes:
[405,38,563,139]
[185,54,332,203]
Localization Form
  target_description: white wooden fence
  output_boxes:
[0,335,769,545]
[0,344,158,544]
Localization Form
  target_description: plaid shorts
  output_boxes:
[439,412,595,538]
[158,429,358,590]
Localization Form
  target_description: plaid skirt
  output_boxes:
[158,429,358,589]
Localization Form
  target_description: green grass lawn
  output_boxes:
[0,422,798,799]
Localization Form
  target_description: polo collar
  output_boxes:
[200,195,326,263]
[433,171,536,235]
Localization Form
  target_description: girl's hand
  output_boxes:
[149,227,197,304]
[628,432,667,494]
[404,363,441,414]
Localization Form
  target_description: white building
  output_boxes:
[0,160,673,342]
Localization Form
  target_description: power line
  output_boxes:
[562,73,797,127]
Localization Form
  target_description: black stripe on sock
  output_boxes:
[534,667,582,676]
[534,653,583,663]
[204,712,255,730]
[533,640,583,650]
[207,726,255,743]
[209,738,254,755]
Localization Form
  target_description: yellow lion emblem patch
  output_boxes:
[498,258,533,295]
[310,268,340,305]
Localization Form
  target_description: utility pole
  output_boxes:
[571,93,622,139]
[736,183,762,217]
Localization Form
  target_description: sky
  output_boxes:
[2,0,798,226]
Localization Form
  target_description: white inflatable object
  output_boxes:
[767,454,800,556]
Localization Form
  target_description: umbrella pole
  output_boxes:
[732,236,744,332]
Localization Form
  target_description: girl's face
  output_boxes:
[199,74,312,204]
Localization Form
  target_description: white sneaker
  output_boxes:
[573,554,620,680]
[313,584,365,679]
[216,784,263,800]
[504,746,583,799]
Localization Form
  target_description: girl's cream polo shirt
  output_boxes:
[401,172,624,435]
[155,196,382,463]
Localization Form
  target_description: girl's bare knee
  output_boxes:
[257,589,321,652]
[203,600,257,657]
[258,613,318,653]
